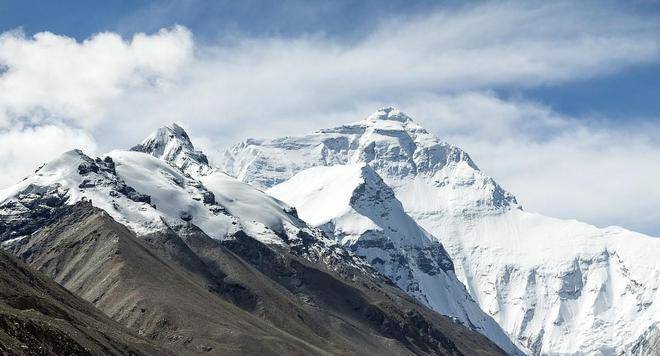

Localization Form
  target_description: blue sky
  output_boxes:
[2,0,659,120]
[0,0,659,235]
[1,0,446,40]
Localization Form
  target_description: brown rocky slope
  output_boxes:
[6,201,506,355]
[0,247,166,355]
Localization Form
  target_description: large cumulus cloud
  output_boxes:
[1,1,659,235]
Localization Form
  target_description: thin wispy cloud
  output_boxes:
[0,1,659,234]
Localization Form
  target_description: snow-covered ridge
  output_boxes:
[223,107,660,355]
[269,163,522,354]
[127,124,309,243]
[0,123,382,285]
[0,133,319,248]
[0,149,237,240]
[270,163,444,249]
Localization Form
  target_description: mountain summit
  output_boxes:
[224,107,518,214]
[131,123,212,176]
[365,107,413,123]
[223,108,660,355]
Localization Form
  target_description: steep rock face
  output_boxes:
[625,322,660,356]
[223,107,660,355]
[0,246,165,355]
[269,163,519,354]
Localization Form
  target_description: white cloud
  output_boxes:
[0,1,659,234]
[95,0,660,147]
[0,25,192,127]
[0,125,97,187]
[404,92,660,236]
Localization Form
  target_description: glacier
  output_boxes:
[223,107,660,355]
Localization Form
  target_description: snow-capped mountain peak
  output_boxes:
[224,108,518,215]
[223,108,660,355]
[131,123,211,176]
[128,126,330,245]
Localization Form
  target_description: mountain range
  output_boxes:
[1,108,659,355]
[0,121,506,355]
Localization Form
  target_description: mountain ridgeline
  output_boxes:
[0,119,507,355]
